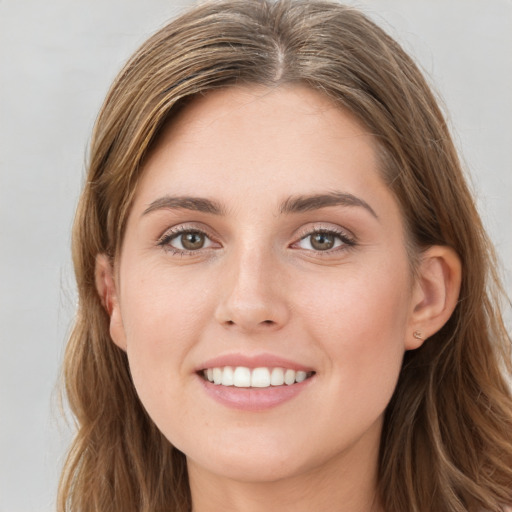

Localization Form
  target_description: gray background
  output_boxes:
[1,1,511,511]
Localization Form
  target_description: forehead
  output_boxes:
[155,85,373,156]
[136,85,386,204]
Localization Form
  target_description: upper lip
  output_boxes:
[196,353,314,373]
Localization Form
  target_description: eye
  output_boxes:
[294,229,355,252]
[158,229,216,252]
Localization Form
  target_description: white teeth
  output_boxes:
[202,366,312,387]
[270,367,285,386]
[213,367,222,385]
[251,367,271,388]
[233,367,251,387]
[221,366,234,386]
[295,371,307,383]
[284,369,296,385]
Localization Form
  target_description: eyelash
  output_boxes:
[293,227,356,255]
[157,225,356,255]
[157,225,217,255]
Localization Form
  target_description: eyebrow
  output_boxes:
[280,192,378,218]
[142,191,377,218]
[142,196,225,216]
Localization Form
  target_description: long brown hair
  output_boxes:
[58,1,512,510]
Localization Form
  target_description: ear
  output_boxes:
[95,253,127,351]
[406,246,462,350]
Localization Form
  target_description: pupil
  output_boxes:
[311,233,334,250]
[182,232,204,250]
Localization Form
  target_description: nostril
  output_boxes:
[262,320,274,325]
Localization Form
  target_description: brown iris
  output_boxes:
[310,232,336,251]
[180,232,206,250]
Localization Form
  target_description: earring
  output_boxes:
[413,330,423,340]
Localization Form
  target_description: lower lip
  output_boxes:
[198,375,314,411]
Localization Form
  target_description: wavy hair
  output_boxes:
[58,1,512,510]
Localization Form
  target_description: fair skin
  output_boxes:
[96,86,461,512]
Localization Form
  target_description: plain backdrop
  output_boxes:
[1,1,511,511]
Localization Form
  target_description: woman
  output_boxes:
[58,1,512,511]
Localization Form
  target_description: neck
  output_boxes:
[188,420,384,512]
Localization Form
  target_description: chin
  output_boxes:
[189,451,309,484]
[181,428,315,483]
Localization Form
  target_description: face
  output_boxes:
[109,86,421,485]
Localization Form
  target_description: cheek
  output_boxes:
[296,258,411,396]
[120,260,213,346]
[117,265,214,419]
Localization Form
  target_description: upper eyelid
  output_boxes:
[157,222,217,241]
[293,223,355,240]
[290,224,357,253]
[157,226,219,254]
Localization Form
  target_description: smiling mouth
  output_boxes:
[200,366,316,388]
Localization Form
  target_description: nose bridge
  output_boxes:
[215,240,289,331]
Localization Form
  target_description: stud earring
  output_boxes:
[413,330,423,340]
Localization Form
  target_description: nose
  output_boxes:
[214,247,290,332]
